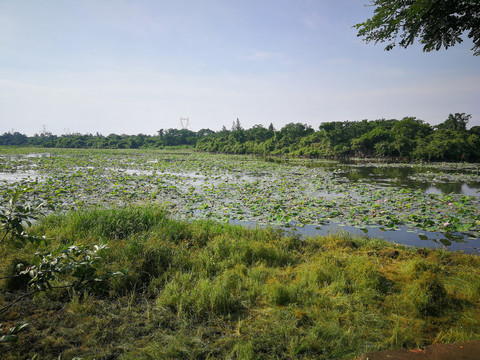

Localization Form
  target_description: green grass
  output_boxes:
[1,205,480,359]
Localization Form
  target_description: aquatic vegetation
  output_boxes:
[0,148,479,251]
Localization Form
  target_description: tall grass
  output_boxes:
[40,204,168,241]
[1,205,479,359]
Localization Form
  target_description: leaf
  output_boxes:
[0,322,29,343]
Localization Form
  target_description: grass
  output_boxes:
[1,204,480,359]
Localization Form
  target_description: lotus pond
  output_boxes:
[1,148,479,253]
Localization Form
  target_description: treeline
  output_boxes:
[0,128,214,149]
[196,114,480,161]
[1,113,479,161]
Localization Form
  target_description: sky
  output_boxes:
[1,0,479,136]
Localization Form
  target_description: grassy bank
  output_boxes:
[1,205,480,359]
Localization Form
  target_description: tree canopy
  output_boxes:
[1,114,478,161]
[355,0,480,55]
[194,114,479,161]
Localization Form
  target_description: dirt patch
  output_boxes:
[359,340,480,360]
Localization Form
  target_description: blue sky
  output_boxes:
[1,0,479,135]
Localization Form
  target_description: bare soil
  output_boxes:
[359,340,480,360]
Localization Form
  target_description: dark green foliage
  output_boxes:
[195,115,479,161]
[415,129,469,161]
[2,114,478,161]
[355,0,480,55]
[389,117,433,157]
[0,128,211,149]
[0,185,45,246]
[436,113,471,132]
[0,132,28,146]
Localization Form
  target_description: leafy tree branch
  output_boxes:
[355,0,480,55]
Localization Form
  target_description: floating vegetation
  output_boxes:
[1,148,479,251]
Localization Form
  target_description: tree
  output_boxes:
[245,125,274,142]
[417,129,468,160]
[351,127,393,156]
[355,0,480,55]
[389,117,432,157]
[232,118,243,131]
[196,128,215,138]
[0,132,28,146]
[470,126,480,136]
[436,113,471,132]
[279,123,314,144]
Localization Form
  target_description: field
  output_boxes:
[1,148,480,359]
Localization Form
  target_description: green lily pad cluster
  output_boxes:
[1,148,479,241]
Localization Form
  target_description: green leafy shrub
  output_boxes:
[0,185,45,246]
[19,243,124,294]
[0,187,125,348]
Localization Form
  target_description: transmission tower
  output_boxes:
[180,117,190,130]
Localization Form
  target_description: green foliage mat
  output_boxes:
[1,148,479,242]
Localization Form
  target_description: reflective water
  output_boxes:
[0,171,41,183]
[236,159,480,253]
[231,220,480,254]
[307,161,480,196]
